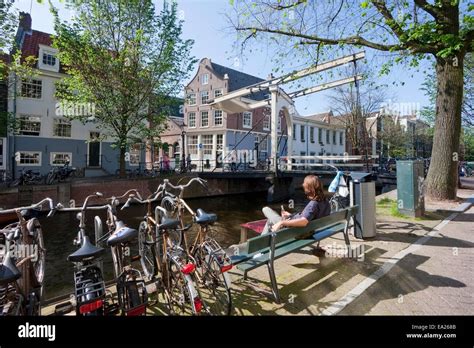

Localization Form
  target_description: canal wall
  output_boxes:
[0,174,271,208]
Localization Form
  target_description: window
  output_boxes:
[201,91,209,104]
[243,112,252,128]
[202,134,213,155]
[326,129,330,144]
[39,46,59,72]
[188,135,198,155]
[293,125,296,140]
[214,110,223,126]
[300,125,305,142]
[188,112,196,128]
[201,74,209,85]
[216,134,223,151]
[318,128,322,143]
[332,130,336,144]
[201,111,209,127]
[42,51,56,66]
[187,93,196,106]
[53,118,71,137]
[19,151,41,166]
[339,131,343,145]
[21,79,42,99]
[214,89,223,98]
[50,152,72,166]
[129,144,141,166]
[19,115,41,136]
[263,116,270,130]
[310,127,315,143]
[310,152,316,164]
[260,137,268,153]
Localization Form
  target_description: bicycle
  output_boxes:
[328,171,350,213]
[0,198,55,315]
[56,193,113,316]
[121,187,204,315]
[160,178,233,315]
[98,190,148,316]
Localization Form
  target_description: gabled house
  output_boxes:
[6,12,145,177]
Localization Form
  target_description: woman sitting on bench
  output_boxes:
[261,175,331,234]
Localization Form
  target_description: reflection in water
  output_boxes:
[39,191,310,300]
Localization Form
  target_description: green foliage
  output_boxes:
[51,0,196,161]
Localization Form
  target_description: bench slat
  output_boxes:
[237,238,315,272]
[236,222,347,271]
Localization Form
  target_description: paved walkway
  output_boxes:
[229,195,474,315]
[339,206,474,315]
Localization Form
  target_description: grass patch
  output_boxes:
[377,197,394,205]
[390,202,406,218]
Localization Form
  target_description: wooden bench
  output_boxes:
[230,205,359,303]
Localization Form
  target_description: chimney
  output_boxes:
[19,12,32,31]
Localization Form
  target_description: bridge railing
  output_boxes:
[281,155,379,172]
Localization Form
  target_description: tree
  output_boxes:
[229,0,473,200]
[422,53,473,127]
[378,115,411,158]
[51,0,196,176]
[328,66,390,160]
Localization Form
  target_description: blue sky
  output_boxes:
[14,0,432,116]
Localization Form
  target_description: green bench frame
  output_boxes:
[230,205,359,303]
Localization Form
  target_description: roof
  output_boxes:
[210,62,267,101]
[304,111,333,123]
[20,30,53,61]
[169,116,185,127]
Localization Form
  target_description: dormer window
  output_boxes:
[38,45,59,72]
[42,52,56,66]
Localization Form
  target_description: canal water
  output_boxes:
[39,191,310,300]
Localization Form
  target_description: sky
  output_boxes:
[13,0,432,116]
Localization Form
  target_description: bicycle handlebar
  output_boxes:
[162,178,207,198]
[106,189,143,205]
[0,198,56,217]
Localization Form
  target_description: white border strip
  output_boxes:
[320,195,474,316]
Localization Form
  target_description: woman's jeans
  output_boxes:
[261,207,282,234]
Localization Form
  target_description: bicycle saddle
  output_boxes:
[68,236,105,262]
[158,217,180,231]
[194,209,217,225]
[0,252,22,286]
[106,221,137,246]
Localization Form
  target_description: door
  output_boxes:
[88,132,101,167]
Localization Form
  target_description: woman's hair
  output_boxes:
[303,175,325,201]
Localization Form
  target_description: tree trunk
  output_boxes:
[119,146,126,178]
[425,56,464,200]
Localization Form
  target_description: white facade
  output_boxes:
[291,116,346,160]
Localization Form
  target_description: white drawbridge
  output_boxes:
[210,52,365,173]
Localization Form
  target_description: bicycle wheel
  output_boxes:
[166,250,202,315]
[329,196,339,213]
[28,219,46,285]
[193,244,232,315]
[138,221,158,280]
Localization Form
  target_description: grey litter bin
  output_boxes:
[350,172,376,239]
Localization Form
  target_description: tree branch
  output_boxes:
[413,0,441,19]
[268,0,308,10]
